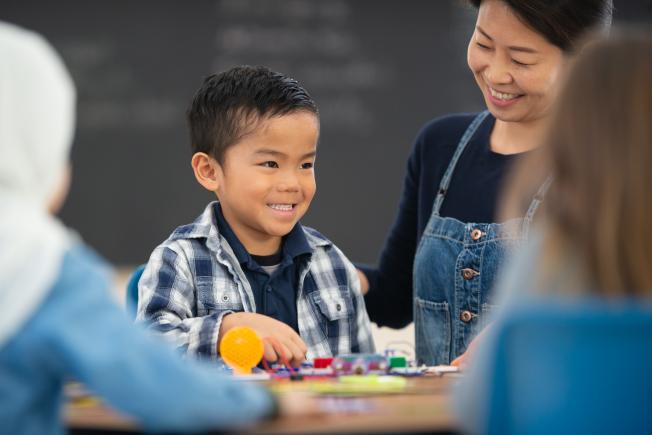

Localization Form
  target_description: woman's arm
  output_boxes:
[359,136,424,329]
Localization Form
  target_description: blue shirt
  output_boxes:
[215,203,311,334]
[361,113,525,328]
[0,244,274,434]
[137,201,375,360]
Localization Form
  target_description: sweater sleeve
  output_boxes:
[361,133,424,328]
[37,246,275,432]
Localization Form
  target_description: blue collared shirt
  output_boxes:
[137,201,375,360]
[215,203,311,333]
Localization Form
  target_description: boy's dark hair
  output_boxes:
[187,65,318,165]
[468,0,613,52]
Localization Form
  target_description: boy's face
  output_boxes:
[215,111,319,255]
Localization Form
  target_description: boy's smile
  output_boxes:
[214,111,319,256]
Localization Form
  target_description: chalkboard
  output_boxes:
[3,0,651,265]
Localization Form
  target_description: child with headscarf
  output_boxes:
[0,21,280,434]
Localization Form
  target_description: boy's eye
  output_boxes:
[261,161,279,168]
[476,42,491,50]
[301,162,314,170]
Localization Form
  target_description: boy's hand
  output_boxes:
[219,312,308,367]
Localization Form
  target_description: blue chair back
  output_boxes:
[125,264,146,319]
[486,300,652,435]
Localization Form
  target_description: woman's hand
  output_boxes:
[356,269,370,295]
[451,325,491,369]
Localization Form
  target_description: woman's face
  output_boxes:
[467,0,565,124]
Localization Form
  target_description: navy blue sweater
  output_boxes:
[361,113,525,328]
[214,203,311,334]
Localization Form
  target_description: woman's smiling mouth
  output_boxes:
[486,84,524,107]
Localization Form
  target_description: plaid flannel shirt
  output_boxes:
[136,202,375,359]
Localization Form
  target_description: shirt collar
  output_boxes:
[214,202,253,266]
[214,202,312,268]
[168,201,328,259]
[282,220,312,259]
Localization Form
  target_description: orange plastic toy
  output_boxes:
[219,326,264,375]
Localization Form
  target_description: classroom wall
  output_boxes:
[3,0,651,266]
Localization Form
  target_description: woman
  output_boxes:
[456,30,652,433]
[358,0,613,365]
[0,21,284,434]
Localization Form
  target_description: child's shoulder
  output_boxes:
[150,203,218,260]
[62,243,113,285]
[300,225,353,268]
[167,203,216,242]
[300,225,331,248]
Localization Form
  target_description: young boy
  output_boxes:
[137,66,374,366]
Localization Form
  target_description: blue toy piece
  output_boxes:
[125,264,146,319]
[482,300,652,435]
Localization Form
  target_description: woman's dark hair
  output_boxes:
[468,0,613,52]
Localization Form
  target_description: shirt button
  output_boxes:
[470,229,484,241]
[461,268,479,280]
[221,294,229,302]
[336,303,342,312]
[460,310,474,323]
[266,286,272,293]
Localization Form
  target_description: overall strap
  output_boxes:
[521,175,553,239]
[431,111,490,216]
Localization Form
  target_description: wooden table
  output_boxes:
[66,375,460,434]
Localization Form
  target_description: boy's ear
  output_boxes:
[191,152,223,192]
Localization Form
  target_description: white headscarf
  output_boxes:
[0,22,76,347]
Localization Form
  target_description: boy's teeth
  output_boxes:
[269,204,293,211]
[489,87,519,100]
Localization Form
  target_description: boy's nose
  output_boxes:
[276,181,300,192]
[276,172,300,192]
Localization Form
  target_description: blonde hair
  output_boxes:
[505,30,652,296]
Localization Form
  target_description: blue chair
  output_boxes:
[125,264,146,319]
[484,300,652,435]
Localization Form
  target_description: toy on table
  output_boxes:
[310,375,407,395]
[262,352,427,379]
[313,357,333,369]
[425,365,460,376]
[219,326,264,375]
[219,330,427,379]
[331,354,388,375]
[388,355,407,369]
[328,353,425,376]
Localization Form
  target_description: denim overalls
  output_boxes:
[413,111,550,365]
